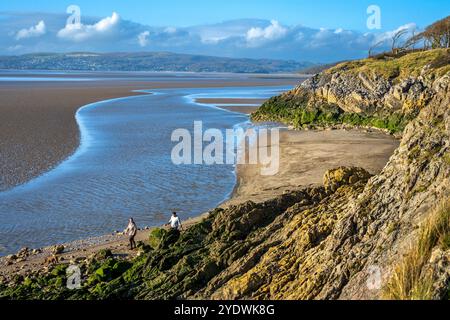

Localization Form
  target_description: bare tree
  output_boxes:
[368,40,385,57]
[403,29,421,51]
[411,15,450,49]
[392,29,409,54]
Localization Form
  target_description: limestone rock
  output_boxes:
[51,245,65,255]
[323,167,372,193]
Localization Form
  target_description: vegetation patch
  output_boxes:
[326,49,450,82]
[252,96,410,134]
[383,198,450,300]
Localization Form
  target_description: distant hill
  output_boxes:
[0,52,314,74]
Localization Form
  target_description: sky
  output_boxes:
[0,0,448,62]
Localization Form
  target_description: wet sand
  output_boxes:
[219,106,260,114]
[226,129,400,205]
[0,75,301,191]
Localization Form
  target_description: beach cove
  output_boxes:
[0,72,398,278]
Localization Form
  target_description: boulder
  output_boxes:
[51,245,65,255]
[16,247,30,259]
[323,167,372,193]
[93,249,113,261]
[31,248,42,255]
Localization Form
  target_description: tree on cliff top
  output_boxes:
[407,15,450,49]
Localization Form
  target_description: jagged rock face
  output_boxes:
[336,74,450,299]
[200,74,449,300]
[292,71,434,116]
[301,72,391,114]
[198,180,368,300]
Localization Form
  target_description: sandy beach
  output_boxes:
[227,129,399,205]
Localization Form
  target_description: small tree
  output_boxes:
[392,29,409,54]
[403,28,417,50]
[368,40,385,57]
[411,15,450,49]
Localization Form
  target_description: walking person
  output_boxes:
[168,212,183,231]
[159,212,183,249]
[124,218,138,250]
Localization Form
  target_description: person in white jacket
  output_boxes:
[124,218,138,250]
[168,212,183,231]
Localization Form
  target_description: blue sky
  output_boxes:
[0,0,446,30]
[0,1,448,62]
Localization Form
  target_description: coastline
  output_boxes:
[0,74,303,191]
[0,125,399,279]
[0,76,295,259]
[0,74,399,280]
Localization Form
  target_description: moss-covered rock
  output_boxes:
[148,228,168,249]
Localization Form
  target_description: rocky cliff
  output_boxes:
[1,49,449,300]
[253,49,450,135]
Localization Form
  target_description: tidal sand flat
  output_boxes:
[0,72,304,191]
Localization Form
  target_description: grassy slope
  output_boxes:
[327,49,450,82]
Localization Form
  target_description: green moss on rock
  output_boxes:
[148,228,167,249]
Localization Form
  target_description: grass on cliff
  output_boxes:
[327,48,450,82]
[252,97,411,134]
[382,198,450,300]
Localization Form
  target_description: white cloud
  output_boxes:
[57,12,120,42]
[7,44,24,51]
[15,20,46,40]
[375,23,416,43]
[0,13,423,63]
[201,36,229,44]
[138,31,150,47]
[164,27,177,34]
[246,20,287,43]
